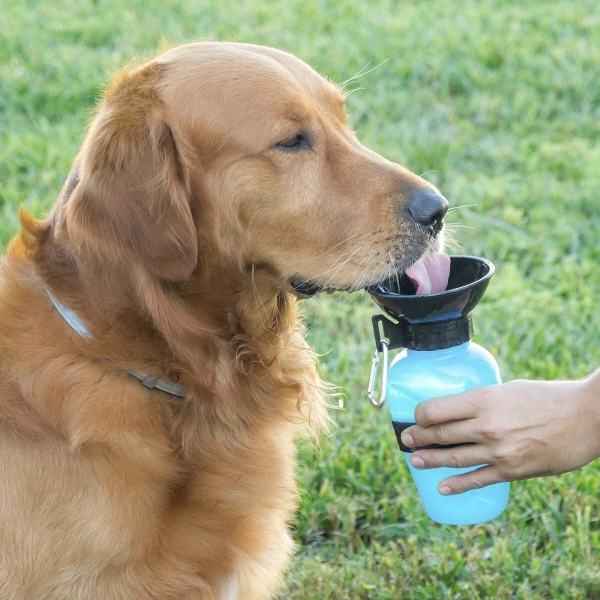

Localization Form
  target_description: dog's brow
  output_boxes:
[320,88,347,122]
[290,111,307,123]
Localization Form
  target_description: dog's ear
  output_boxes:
[64,67,198,282]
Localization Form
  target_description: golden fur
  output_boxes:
[0,43,445,599]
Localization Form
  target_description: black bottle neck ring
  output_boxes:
[372,313,473,352]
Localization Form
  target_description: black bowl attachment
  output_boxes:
[367,256,495,351]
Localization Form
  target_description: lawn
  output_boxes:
[1,0,599,598]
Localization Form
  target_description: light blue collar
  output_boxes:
[48,291,187,399]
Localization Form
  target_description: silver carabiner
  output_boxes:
[367,340,388,408]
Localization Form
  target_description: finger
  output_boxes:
[437,466,505,495]
[414,388,484,427]
[409,444,488,471]
[401,418,479,449]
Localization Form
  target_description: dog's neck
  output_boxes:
[21,206,314,413]
[11,210,328,457]
[35,232,295,397]
[47,290,187,398]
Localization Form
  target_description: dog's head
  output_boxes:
[58,42,446,304]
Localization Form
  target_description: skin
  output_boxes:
[400,369,600,495]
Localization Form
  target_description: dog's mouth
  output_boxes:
[401,252,451,295]
[289,278,344,298]
[290,252,451,298]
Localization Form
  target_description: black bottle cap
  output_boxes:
[372,313,473,351]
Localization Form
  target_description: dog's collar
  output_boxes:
[47,291,187,399]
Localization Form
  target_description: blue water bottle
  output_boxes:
[367,256,509,525]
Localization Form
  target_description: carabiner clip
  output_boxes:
[367,339,388,408]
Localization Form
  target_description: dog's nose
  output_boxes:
[406,188,448,234]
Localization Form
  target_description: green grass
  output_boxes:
[2,1,600,598]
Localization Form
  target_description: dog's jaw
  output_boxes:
[288,221,447,299]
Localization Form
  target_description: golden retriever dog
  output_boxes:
[0,42,447,599]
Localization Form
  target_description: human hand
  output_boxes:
[400,373,600,495]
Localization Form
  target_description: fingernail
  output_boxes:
[439,486,452,496]
[410,455,425,469]
[401,432,414,447]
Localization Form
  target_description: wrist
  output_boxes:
[580,370,600,460]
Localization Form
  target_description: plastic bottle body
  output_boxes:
[386,341,509,525]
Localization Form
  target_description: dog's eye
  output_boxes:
[273,132,311,152]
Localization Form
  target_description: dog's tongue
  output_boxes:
[405,253,451,295]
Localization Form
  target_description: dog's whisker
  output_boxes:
[318,245,364,288]
[444,223,475,229]
[337,58,390,91]
[446,204,477,213]
[387,249,401,291]
[356,247,379,289]
[347,242,379,291]
[445,239,463,252]
[444,224,470,239]
[321,229,379,256]
[342,86,365,99]
[314,245,356,278]
[337,61,373,90]
[310,230,391,290]
[328,248,364,287]
[308,290,346,314]
[249,263,271,331]
[305,232,380,286]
